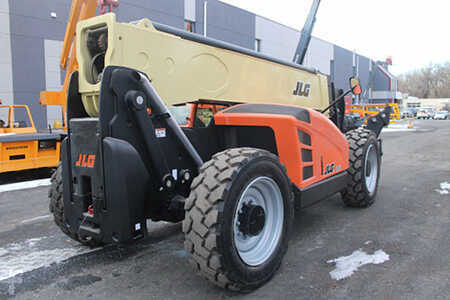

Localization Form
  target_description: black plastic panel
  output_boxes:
[299,172,350,208]
[302,149,313,162]
[102,137,149,243]
[224,104,311,123]
[303,166,313,180]
[298,130,311,146]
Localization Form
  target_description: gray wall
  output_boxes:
[358,55,371,94]
[44,39,64,126]
[332,50,376,103]
[195,0,255,49]
[0,0,14,110]
[304,37,333,76]
[373,65,390,91]
[255,17,334,76]
[115,0,184,28]
[255,16,299,61]
[332,45,354,92]
[8,0,70,129]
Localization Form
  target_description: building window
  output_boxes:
[185,20,195,33]
[255,39,261,52]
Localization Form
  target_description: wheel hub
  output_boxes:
[238,203,266,236]
[233,176,284,266]
[366,160,372,176]
[364,144,378,195]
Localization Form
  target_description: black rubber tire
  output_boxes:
[342,128,381,208]
[183,148,294,292]
[49,164,101,247]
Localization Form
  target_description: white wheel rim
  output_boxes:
[233,176,284,266]
[364,144,378,195]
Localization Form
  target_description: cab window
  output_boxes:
[13,107,32,128]
[195,104,227,127]
[0,107,9,128]
[196,107,214,127]
[169,105,191,126]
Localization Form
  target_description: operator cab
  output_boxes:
[0,105,36,134]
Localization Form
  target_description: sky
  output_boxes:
[219,0,450,76]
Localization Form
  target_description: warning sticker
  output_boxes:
[155,128,166,138]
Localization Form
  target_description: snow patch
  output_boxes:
[327,249,390,280]
[440,182,450,190]
[0,237,92,281]
[0,178,51,193]
[0,249,8,257]
[387,123,409,129]
[21,215,52,224]
[436,189,449,195]
[435,181,450,195]
[382,122,416,132]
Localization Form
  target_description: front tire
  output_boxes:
[183,148,293,291]
[342,128,381,207]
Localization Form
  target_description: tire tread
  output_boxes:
[342,128,379,208]
[183,147,289,291]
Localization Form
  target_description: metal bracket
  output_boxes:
[364,106,392,137]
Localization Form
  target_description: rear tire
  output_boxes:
[49,164,101,247]
[342,128,381,208]
[183,148,293,291]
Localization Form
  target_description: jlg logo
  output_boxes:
[75,154,96,168]
[293,81,311,97]
[324,163,335,176]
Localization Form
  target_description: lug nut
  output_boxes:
[162,174,176,190]
[166,179,172,188]
[179,170,192,183]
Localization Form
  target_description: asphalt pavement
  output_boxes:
[0,120,449,299]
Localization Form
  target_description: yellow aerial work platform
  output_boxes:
[348,103,401,123]
[0,105,61,173]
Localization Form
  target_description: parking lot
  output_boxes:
[0,120,449,300]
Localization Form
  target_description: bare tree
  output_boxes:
[398,62,450,98]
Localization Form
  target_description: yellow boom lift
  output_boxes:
[0,102,61,173]
[348,103,401,123]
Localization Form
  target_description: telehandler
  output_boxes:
[49,0,391,291]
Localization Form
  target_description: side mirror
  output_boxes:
[350,77,362,95]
